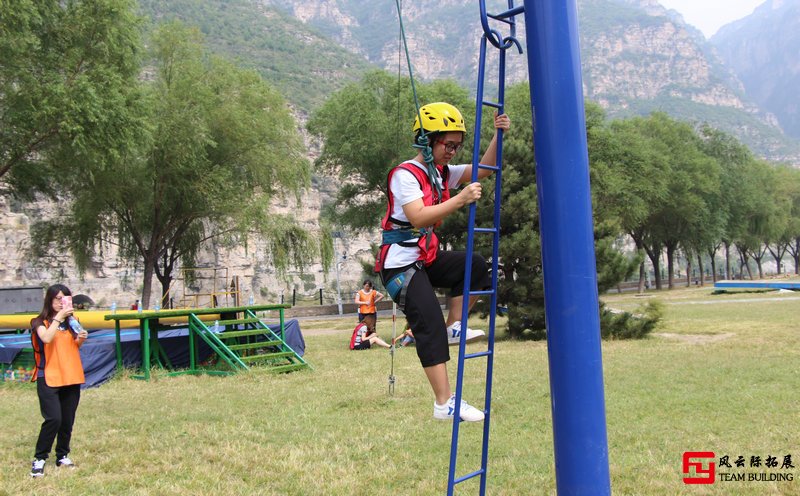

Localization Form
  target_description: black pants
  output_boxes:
[34,380,81,460]
[382,251,489,368]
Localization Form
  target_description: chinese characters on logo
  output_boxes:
[683,452,795,485]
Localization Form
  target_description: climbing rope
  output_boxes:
[388,302,397,395]
[393,0,442,200]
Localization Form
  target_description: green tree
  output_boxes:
[699,126,754,279]
[308,70,474,232]
[592,115,671,289]
[0,0,144,197]
[775,165,800,274]
[33,22,313,308]
[311,74,654,339]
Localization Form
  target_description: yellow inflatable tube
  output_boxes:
[0,310,221,330]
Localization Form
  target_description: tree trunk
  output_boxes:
[737,246,754,280]
[666,243,676,289]
[707,245,719,283]
[710,256,717,283]
[795,238,800,274]
[141,257,155,310]
[646,250,662,290]
[686,257,692,287]
[697,253,705,286]
[158,276,172,309]
[768,244,785,275]
[724,242,732,279]
[638,261,646,293]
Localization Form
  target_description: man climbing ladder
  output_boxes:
[376,102,510,422]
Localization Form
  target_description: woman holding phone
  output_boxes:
[29,284,88,477]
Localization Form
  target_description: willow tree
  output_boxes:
[34,22,313,308]
[0,0,144,197]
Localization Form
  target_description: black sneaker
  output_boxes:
[30,458,45,477]
[56,456,75,468]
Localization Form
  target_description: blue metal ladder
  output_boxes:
[447,2,523,495]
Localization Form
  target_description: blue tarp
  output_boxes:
[0,319,305,388]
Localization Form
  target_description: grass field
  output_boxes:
[1,286,798,495]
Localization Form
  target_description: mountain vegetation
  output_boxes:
[711,0,800,141]
[255,0,800,162]
[137,0,374,111]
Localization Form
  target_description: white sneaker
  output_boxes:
[56,456,75,468]
[30,458,45,477]
[433,395,485,422]
[446,321,485,346]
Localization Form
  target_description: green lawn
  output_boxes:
[1,287,798,495]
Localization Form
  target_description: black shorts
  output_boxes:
[352,340,371,350]
[381,251,489,367]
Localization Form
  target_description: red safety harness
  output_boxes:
[374,161,451,273]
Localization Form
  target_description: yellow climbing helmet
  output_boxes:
[412,102,467,134]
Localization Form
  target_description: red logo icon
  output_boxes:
[683,451,716,484]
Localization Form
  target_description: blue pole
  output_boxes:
[522,1,611,494]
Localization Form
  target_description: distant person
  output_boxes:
[29,284,88,477]
[393,324,415,348]
[355,280,384,324]
[131,299,139,310]
[349,314,391,350]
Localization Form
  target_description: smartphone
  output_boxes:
[61,295,74,312]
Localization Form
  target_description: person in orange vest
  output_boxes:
[375,102,510,422]
[29,284,88,477]
[354,280,384,325]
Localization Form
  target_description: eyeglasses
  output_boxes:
[436,140,464,153]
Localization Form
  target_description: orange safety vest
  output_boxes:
[374,162,451,272]
[31,320,85,387]
[358,289,378,314]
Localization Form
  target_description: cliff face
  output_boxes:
[711,0,800,140]
[0,184,377,311]
[259,0,798,162]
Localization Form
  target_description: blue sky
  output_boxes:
[658,0,766,37]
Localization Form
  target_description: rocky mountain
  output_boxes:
[711,0,800,141]
[5,0,800,312]
[255,0,799,163]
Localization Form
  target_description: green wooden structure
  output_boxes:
[104,304,309,380]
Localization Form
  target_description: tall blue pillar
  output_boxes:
[523,1,611,494]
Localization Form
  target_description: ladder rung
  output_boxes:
[227,340,282,351]
[465,350,492,359]
[267,363,308,374]
[240,351,296,362]
[216,317,261,326]
[482,100,503,109]
[489,5,525,22]
[454,468,485,485]
[477,164,499,172]
[217,329,270,339]
[474,227,496,234]
[467,289,495,296]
